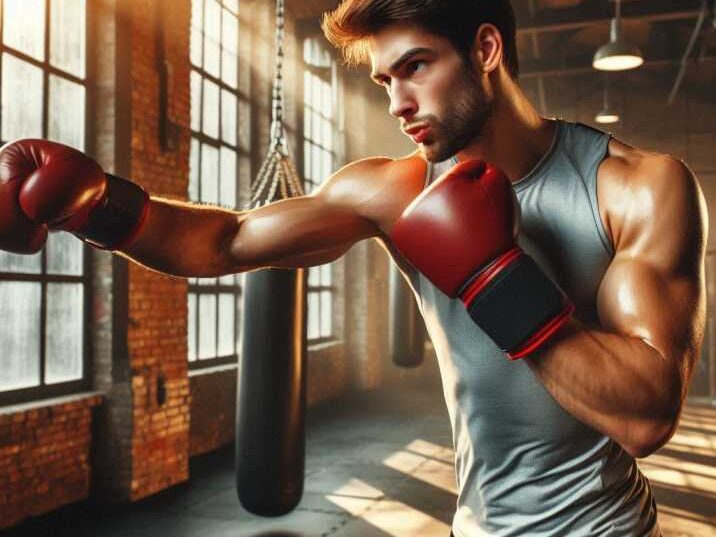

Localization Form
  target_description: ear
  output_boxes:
[473,23,503,75]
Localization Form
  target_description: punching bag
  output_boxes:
[389,264,427,367]
[235,0,307,516]
[236,268,306,515]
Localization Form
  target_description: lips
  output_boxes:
[403,124,431,144]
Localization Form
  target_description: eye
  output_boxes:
[406,60,426,75]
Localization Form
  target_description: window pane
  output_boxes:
[190,70,202,132]
[303,141,311,180]
[46,232,83,276]
[2,54,43,140]
[189,137,200,201]
[322,79,333,117]
[304,72,312,101]
[303,105,312,139]
[50,0,86,78]
[218,274,235,285]
[200,143,219,204]
[203,0,221,78]
[218,293,235,356]
[3,0,45,60]
[311,144,321,182]
[322,150,333,181]
[320,290,332,338]
[308,266,319,287]
[221,56,237,91]
[312,108,321,143]
[221,89,237,145]
[221,12,238,87]
[198,293,217,359]
[307,291,319,340]
[202,78,219,138]
[220,146,237,208]
[45,283,83,384]
[48,75,85,149]
[321,264,331,286]
[188,293,197,361]
[190,0,204,67]
[0,282,41,390]
[322,117,332,151]
[224,0,238,14]
[0,250,42,274]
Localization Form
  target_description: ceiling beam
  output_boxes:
[517,0,703,35]
[520,54,716,78]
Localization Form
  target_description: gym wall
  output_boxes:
[0,0,408,528]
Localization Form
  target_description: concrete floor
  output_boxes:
[4,373,716,537]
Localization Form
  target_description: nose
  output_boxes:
[388,82,417,119]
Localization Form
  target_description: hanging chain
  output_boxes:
[270,0,286,151]
[249,0,305,208]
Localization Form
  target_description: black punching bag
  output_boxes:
[236,268,307,516]
[389,264,426,367]
[236,0,308,516]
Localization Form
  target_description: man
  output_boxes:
[0,0,706,535]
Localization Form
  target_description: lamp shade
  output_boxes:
[595,109,620,124]
[593,18,643,71]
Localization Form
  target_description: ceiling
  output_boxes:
[286,0,716,80]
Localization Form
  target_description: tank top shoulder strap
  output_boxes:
[561,121,614,256]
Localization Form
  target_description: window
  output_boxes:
[302,36,340,343]
[0,0,89,405]
[188,0,247,367]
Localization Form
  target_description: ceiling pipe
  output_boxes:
[667,0,710,104]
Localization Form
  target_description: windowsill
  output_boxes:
[308,339,343,352]
[188,362,239,378]
[0,390,104,415]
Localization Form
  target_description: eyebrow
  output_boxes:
[370,47,432,83]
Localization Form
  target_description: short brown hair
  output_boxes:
[322,0,519,79]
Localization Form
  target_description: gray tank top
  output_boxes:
[383,120,659,536]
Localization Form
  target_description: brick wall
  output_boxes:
[124,0,192,501]
[0,395,102,529]
[189,367,237,457]
[1,0,400,529]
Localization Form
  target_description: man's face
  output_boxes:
[368,24,492,162]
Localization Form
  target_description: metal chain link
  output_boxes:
[249,0,305,208]
[270,0,285,150]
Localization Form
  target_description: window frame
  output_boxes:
[298,25,342,345]
[0,0,92,406]
[187,0,245,370]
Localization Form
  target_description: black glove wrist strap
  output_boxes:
[74,174,149,250]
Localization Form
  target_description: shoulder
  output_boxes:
[316,151,429,231]
[599,139,706,265]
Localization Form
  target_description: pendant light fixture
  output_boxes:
[595,75,620,124]
[593,0,644,71]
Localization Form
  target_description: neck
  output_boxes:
[457,77,555,182]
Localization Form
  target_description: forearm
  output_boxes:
[527,319,683,457]
[119,197,243,278]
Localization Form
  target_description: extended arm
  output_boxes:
[527,154,707,458]
[121,161,383,277]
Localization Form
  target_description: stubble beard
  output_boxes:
[422,66,492,163]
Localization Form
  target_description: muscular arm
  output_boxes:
[120,158,390,277]
[527,153,707,458]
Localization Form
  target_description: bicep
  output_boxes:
[596,157,706,372]
[597,256,703,365]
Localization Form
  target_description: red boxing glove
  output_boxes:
[0,139,149,252]
[390,160,573,359]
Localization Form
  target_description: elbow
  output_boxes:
[623,414,679,459]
